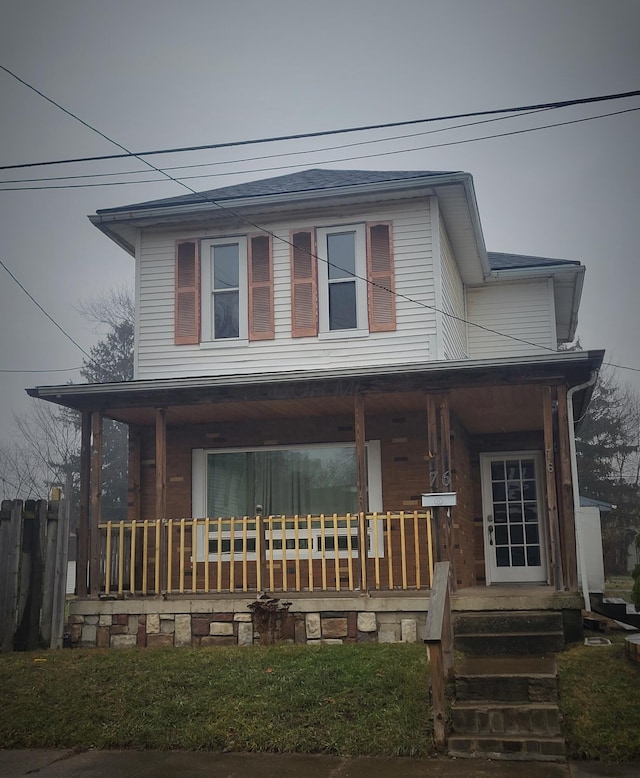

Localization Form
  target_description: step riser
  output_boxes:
[454,611,564,636]
[455,676,558,702]
[448,735,566,761]
[452,705,561,736]
[455,633,564,656]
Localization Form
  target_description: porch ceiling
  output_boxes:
[106,384,544,434]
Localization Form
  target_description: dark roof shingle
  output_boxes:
[488,251,580,270]
[97,168,458,214]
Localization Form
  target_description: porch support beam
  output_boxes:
[155,409,168,595]
[155,409,167,521]
[426,394,440,560]
[556,384,578,591]
[129,426,142,522]
[89,410,103,596]
[354,393,367,591]
[543,386,564,591]
[76,411,91,598]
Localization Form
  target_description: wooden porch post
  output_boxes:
[426,394,441,560]
[354,393,367,591]
[89,411,103,596]
[556,384,578,591]
[438,395,455,592]
[129,426,142,522]
[155,409,167,593]
[76,410,91,598]
[543,386,564,591]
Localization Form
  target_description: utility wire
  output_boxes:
[3,105,639,193]
[0,259,93,362]
[0,108,554,185]
[0,366,82,373]
[3,67,640,376]
[0,61,637,171]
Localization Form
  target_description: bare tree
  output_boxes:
[75,285,134,333]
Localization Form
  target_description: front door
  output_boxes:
[480,452,548,584]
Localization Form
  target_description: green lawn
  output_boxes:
[557,635,640,762]
[2,638,639,761]
[0,644,433,756]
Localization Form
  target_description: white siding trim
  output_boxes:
[133,229,141,380]
[431,196,444,360]
[547,277,558,348]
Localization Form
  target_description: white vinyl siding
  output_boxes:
[135,200,436,379]
[466,279,556,358]
[439,215,468,359]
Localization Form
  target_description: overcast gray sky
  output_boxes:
[1,0,639,444]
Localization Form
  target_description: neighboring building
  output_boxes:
[29,169,603,648]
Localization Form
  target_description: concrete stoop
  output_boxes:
[448,611,567,761]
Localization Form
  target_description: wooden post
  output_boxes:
[50,476,72,649]
[426,394,441,561]
[89,411,103,596]
[439,395,456,592]
[354,393,367,591]
[425,561,453,748]
[155,409,167,592]
[40,499,60,646]
[556,384,578,591]
[129,426,142,521]
[0,500,23,652]
[77,410,91,598]
[543,386,564,591]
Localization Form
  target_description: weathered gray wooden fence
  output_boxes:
[0,491,71,652]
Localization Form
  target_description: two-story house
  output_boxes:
[29,169,603,649]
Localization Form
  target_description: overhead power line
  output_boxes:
[0,61,638,171]
[2,105,638,192]
[2,65,639,377]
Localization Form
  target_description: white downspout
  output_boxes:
[567,370,598,611]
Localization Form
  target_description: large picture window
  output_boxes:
[192,441,382,560]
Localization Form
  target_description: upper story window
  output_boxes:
[174,223,394,346]
[317,225,368,334]
[201,237,248,341]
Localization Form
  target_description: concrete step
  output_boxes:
[448,734,566,761]
[451,701,562,736]
[454,610,564,636]
[455,657,559,702]
[455,630,564,656]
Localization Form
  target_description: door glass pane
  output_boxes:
[328,281,357,330]
[488,454,542,572]
[511,547,526,566]
[327,232,356,279]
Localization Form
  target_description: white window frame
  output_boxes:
[192,440,382,562]
[316,224,368,337]
[200,236,248,343]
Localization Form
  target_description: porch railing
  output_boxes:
[96,511,435,597]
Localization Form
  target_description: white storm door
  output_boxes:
[481,452,548,584]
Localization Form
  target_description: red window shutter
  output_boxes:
[367,222,396,332]
[290,230,318,337]
[248,234,274,341]
[175,239,200,345]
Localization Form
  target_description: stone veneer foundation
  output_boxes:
[67,595,429,649]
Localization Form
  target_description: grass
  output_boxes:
[557,634,640,762]
[0,644,433,756]
[3,637,640,761]
[604,575,634,601]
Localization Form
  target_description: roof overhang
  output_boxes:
[28,350,604,427]
[88,171,491,281]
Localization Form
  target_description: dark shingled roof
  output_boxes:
[97,168,459,214]
[488,251,580,270]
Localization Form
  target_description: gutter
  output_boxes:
[567,369,599,611]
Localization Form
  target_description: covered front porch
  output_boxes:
[29,352,602,646]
